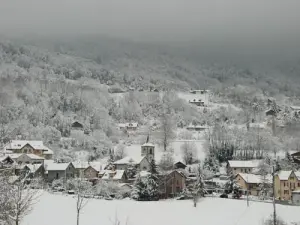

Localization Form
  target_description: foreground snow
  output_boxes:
[24,192,300,225]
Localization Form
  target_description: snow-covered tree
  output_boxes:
[225,171,241,198]
[131,174,146,201]
[192,165,205,207]
[114,144,126,161]
[145,160,159,200]
[203,153,219,173]
[181,142,198,165]
[158,109,176,151]
[257,156,272,200]
[159,152,174,171]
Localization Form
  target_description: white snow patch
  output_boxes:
[23,192,300,225]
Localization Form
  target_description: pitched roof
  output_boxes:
[45,162,71,171]
[295,171,300,179]
[9,153,45,160]
[23,164,43,173]
[101,170,125,180]
[238,173,272,184]
[5,140,53,155]
[73,161,105,171]
[228,160,260,168]
[277,171,293,180]
[141,143,155,147]
[114,156,146,165]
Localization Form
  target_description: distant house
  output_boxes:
[73,161,105,178]
[186,124,209,132]
[19,164,45,178]
[188,99,205,107]
[236,173,272,196]
[227,160,260,175]
[118,122,139,131]
[71,121,84,130]
[113,156,150,171]
[290,106,300,118]
[190,90,209,95]
[4,140,53,159]
[265,109,277,117]
[10,153,44,165]
[159,170,186,198]
[174,161,187,170]
[291,152,300,165]
[101,170,128,183]
[44,161,75,182]
[0,155,15,169]
[84,166,99,180]
[274,170,300,201]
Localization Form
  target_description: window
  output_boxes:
[298,183,300,187]
[149,148,152,154]
[234,168,236,170]
[284,182,286,187]
[284,190,289,195]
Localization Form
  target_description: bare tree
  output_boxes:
[114,144,126,161]
[158,110,175,151]
[74,178,93,225]
[9,172,40,225]
[158,152,174,171]
[181,142,198,165]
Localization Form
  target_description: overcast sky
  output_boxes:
[0,0,300,57]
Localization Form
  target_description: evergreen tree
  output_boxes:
[203,154,220,173]
[145,159,159,200]
[192,165,205,207]
[257,156,272,200]
[131,174,146,200]
[225,170,241,198]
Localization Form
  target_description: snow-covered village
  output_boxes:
[1,2,300,225]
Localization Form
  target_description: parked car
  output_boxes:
[220,193,228,198]
[68,190,75,195]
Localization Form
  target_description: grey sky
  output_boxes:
[0,0,300,56]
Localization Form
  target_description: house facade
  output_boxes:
[236,173,272,196]
[84,166,99,179]
[10,153,44,165]
[292,190,300,205]
[227,160,259,175]
[159,170,186,198]
[45,162,75,182]
[274,171,300,201]
[4,140,53,159]
[188,99,205,107]
[101,170,128,183]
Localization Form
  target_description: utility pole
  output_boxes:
[272,165,277,225]
[247,176,249,207]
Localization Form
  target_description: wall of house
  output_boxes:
[139,158,150,171]
[275,173,300,200]
[47,165,75,182]
[166,172,186,197]
[292,193,300,205]
[84,167,98,179]
[14,155,44,165]
[115,164,128,170]
[231,167,253,175]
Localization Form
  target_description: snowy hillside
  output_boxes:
[24,192,300,225]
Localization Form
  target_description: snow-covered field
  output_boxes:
[24,192,300,225]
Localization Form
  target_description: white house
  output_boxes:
[227,160,260,175]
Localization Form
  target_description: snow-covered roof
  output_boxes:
[290,106,300,111]
[5,140,51,152]
[292,190,300,194]
[113,170,125,180]
[238,173,272,184]
[138,171,151,178]
[45,162,71,171]
[249,123,266,129]
[142,143,155,147]
[228,160,260,168]
[114,156,146,165]
[24,164,43,173]
[9,153,45,160]
[277,171,293,180]
[73,161,105,172]
[0,155,13,162]
[295,171,300,179]
[101,170,125,180]
[187,124,209,129]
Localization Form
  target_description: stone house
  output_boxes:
[4,140,53,159]
[159,170,186,198]
[227,160,260,176]
[45,161,75,182]
[274,170,300,201]
[19,164,45,178]
[236,173,272,196]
